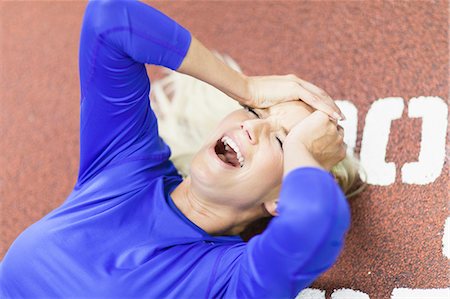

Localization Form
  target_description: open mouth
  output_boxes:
[214,136,244,168]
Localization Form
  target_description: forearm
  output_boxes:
[176,35,251,104]
[283,143,324,177]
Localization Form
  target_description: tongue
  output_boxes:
[219,145,239,167]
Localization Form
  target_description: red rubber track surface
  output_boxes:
[1,1,448,298]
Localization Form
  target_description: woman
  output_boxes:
[1,1,355,298]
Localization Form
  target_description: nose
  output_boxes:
[241,119,271,145]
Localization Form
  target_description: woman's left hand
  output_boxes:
[244,74,345,121]
[283,110,347,173]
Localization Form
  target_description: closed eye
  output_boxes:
[246,107,260,118]
[246,107,283,150]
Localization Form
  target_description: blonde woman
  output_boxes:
[1,1,360,298]
[151,53,363,242]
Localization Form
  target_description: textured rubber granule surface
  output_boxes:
[1,1,448,298]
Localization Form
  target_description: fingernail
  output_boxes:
[333,112,342,121]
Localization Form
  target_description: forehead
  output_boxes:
[259,101,314,132]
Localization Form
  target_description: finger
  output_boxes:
[310,110,330,122]
[296,79,342,118]
[337,124,344,137]
[328,115,338,125]
[297,89,341,121]
[295,77,323,94]
[300,110,330,129]
[326,97,345,120]
[312,93,345,121]
[296,87,342,121]
[292,77,345,120]
[328,122,342,142]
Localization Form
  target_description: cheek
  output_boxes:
[212,113,245,134]
[269,158,284,184]
[253,148,284,184]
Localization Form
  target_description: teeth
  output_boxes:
[221,136,245,167]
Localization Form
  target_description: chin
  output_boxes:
[189,148,220,188]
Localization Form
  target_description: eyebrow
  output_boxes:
[257,108,289,136]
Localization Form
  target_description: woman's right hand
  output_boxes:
[283,110,346,175]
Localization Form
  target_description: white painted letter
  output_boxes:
[391,288,450,299]
[443,216,450,259]
[401,96,448,184]
[336,100,358,155]
[331,288,370,299]
[296,288,326,299]
[360,97,404,185]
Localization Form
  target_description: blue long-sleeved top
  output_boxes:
[0,1,351,298]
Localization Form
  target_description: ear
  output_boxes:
[263,198,279,216]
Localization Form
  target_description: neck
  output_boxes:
[170,177,266,236]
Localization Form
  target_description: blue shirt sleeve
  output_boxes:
[77,0,191,184]
[225,167,351,298]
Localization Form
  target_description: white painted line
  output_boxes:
[444,216,450,259]
[295,288,325,299]
[391,288,450,299]
[401,96,448,185]
[331,288,370,299]
[336,100,358,155]
[360,97,404,185]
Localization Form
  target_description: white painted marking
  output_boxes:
[401,96,448,184]
[331,288,370,299]
[360,97,404,185]
[444,216,450,259]
[295,288,325,299]
[336,100,358,155]
[391,288,450,299]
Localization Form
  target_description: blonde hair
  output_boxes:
[150,50,365,199]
